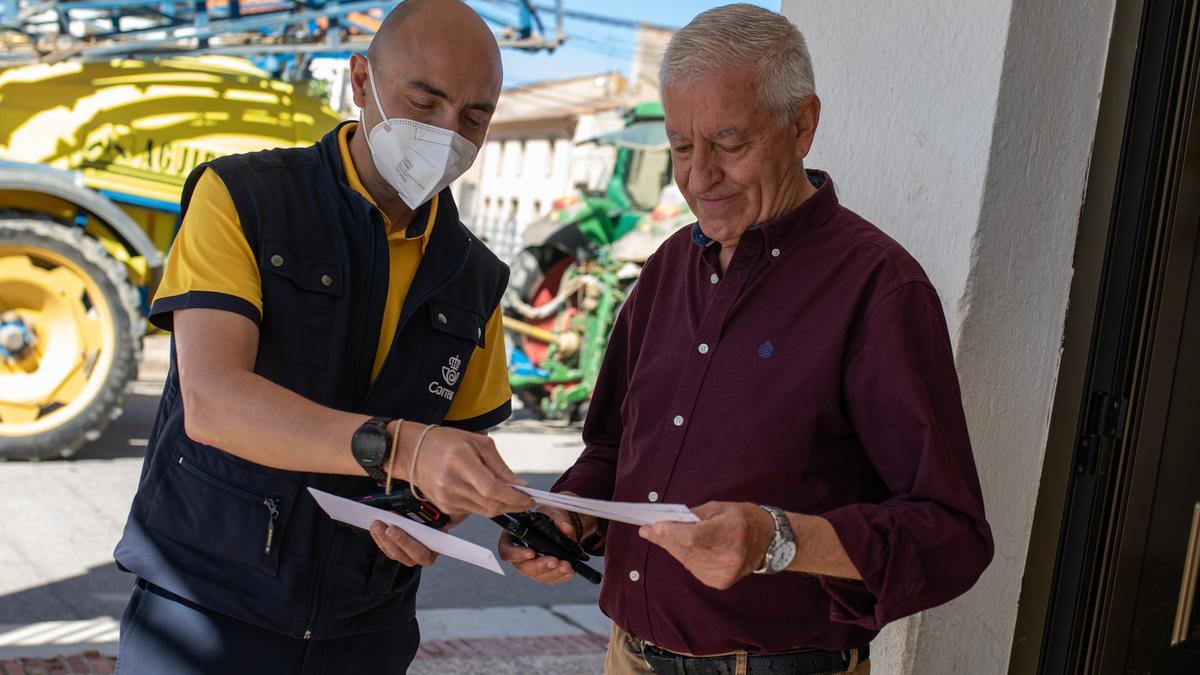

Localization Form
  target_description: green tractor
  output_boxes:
[503,102,693,421]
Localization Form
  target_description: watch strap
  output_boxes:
[754,505,791,575]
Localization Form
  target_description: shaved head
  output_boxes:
[367,0,501,84]
[346,0,502,220]
[351,0,502,144]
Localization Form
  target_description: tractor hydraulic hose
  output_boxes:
[505,273,604,321]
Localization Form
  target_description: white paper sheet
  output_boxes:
[513,485,700,527]
[307,488,504,575]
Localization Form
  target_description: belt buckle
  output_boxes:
[844,647,860,671]
[630,636,665,672]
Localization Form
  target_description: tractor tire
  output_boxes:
[503,246,566,315]
[0,215,143,460]
[504,247,567,421]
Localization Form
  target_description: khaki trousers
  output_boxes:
[604,624,870,675]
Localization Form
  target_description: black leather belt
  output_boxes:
[639,641,868,675]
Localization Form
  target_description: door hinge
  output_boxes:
[1076,390,1128,476]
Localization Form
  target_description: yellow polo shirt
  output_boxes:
[154,122,511,425]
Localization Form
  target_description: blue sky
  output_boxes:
[468,1,780,87]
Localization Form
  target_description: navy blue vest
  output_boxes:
[114,122,509,639]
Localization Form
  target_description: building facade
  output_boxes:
[451,72,629,260]
[780,1,1200,673]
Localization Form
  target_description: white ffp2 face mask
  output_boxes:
[362,59,479,210]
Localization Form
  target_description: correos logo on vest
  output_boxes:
[429,355,461,401]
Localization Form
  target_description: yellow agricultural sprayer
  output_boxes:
[0,0,566,459]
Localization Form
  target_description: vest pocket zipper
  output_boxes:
[176,456,282,556]
[263,498,279,554]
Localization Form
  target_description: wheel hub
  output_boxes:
[0,312,34,358]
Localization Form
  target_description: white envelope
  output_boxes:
[307,488,505,575]
[513,485,700,527]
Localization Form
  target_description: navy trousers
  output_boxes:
[116,579,420,675]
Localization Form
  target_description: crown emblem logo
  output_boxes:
[442,355,462,386]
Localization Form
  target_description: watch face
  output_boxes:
[354,426,389,468]
[771,540,797,573]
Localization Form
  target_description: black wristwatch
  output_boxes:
[351,417,394,481]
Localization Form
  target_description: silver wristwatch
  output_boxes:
[753,505,796,575]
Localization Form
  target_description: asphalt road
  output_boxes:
[0,336,600,626]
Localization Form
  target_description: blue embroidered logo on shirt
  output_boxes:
[757,341,775,359]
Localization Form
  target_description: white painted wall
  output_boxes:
[783,1,1013,343]
[780,1,1116,672]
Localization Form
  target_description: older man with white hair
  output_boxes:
[501,4,994,674]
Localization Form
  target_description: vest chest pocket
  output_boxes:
[260,237,345,371]
[422,300,486,410]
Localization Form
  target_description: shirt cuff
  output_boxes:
[817,503,927,630]
[149,291,261,332]
[443,400,512,432]
[551,459,618,556]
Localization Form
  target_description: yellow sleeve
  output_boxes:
[149,168,262,331]
[444,306,513,430]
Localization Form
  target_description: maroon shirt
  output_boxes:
[553,172,993,655]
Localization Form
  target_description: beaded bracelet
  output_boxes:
[567,510,584,542]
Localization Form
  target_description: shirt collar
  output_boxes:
[690,170,838,254]
[338,121,437,252]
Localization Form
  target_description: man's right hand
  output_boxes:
[497,504,597,585]
[404,423,532,518]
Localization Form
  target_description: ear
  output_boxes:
[791,94,821,160]
[349,52,369,110]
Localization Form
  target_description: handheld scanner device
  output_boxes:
[493,511,603,585]
[359,485,450,530]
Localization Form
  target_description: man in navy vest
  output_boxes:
[113,1,532,672]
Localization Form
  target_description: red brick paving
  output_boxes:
[0,652,115,674]
[0,634,607,672]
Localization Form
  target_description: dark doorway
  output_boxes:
[1029,0,1200,672]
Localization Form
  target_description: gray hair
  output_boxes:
[659,4,815,123]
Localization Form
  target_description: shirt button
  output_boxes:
[710,273,719,284]
[437,313,448,324]
[270,254,283,267]
[697,343,709,354]
[648,491,659,502]
[320,274,333,287]
[771,248,781,257]
[673,415,684,427]
[629,570,641,582]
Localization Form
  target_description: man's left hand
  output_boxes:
[370,513,467,568]
[638,501,775,590]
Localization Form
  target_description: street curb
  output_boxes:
[0,605,610,669]
[0,634,609,674]
[417,634,607,659]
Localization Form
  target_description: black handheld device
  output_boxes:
[493,511,603,585]
[358,485,450,530]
